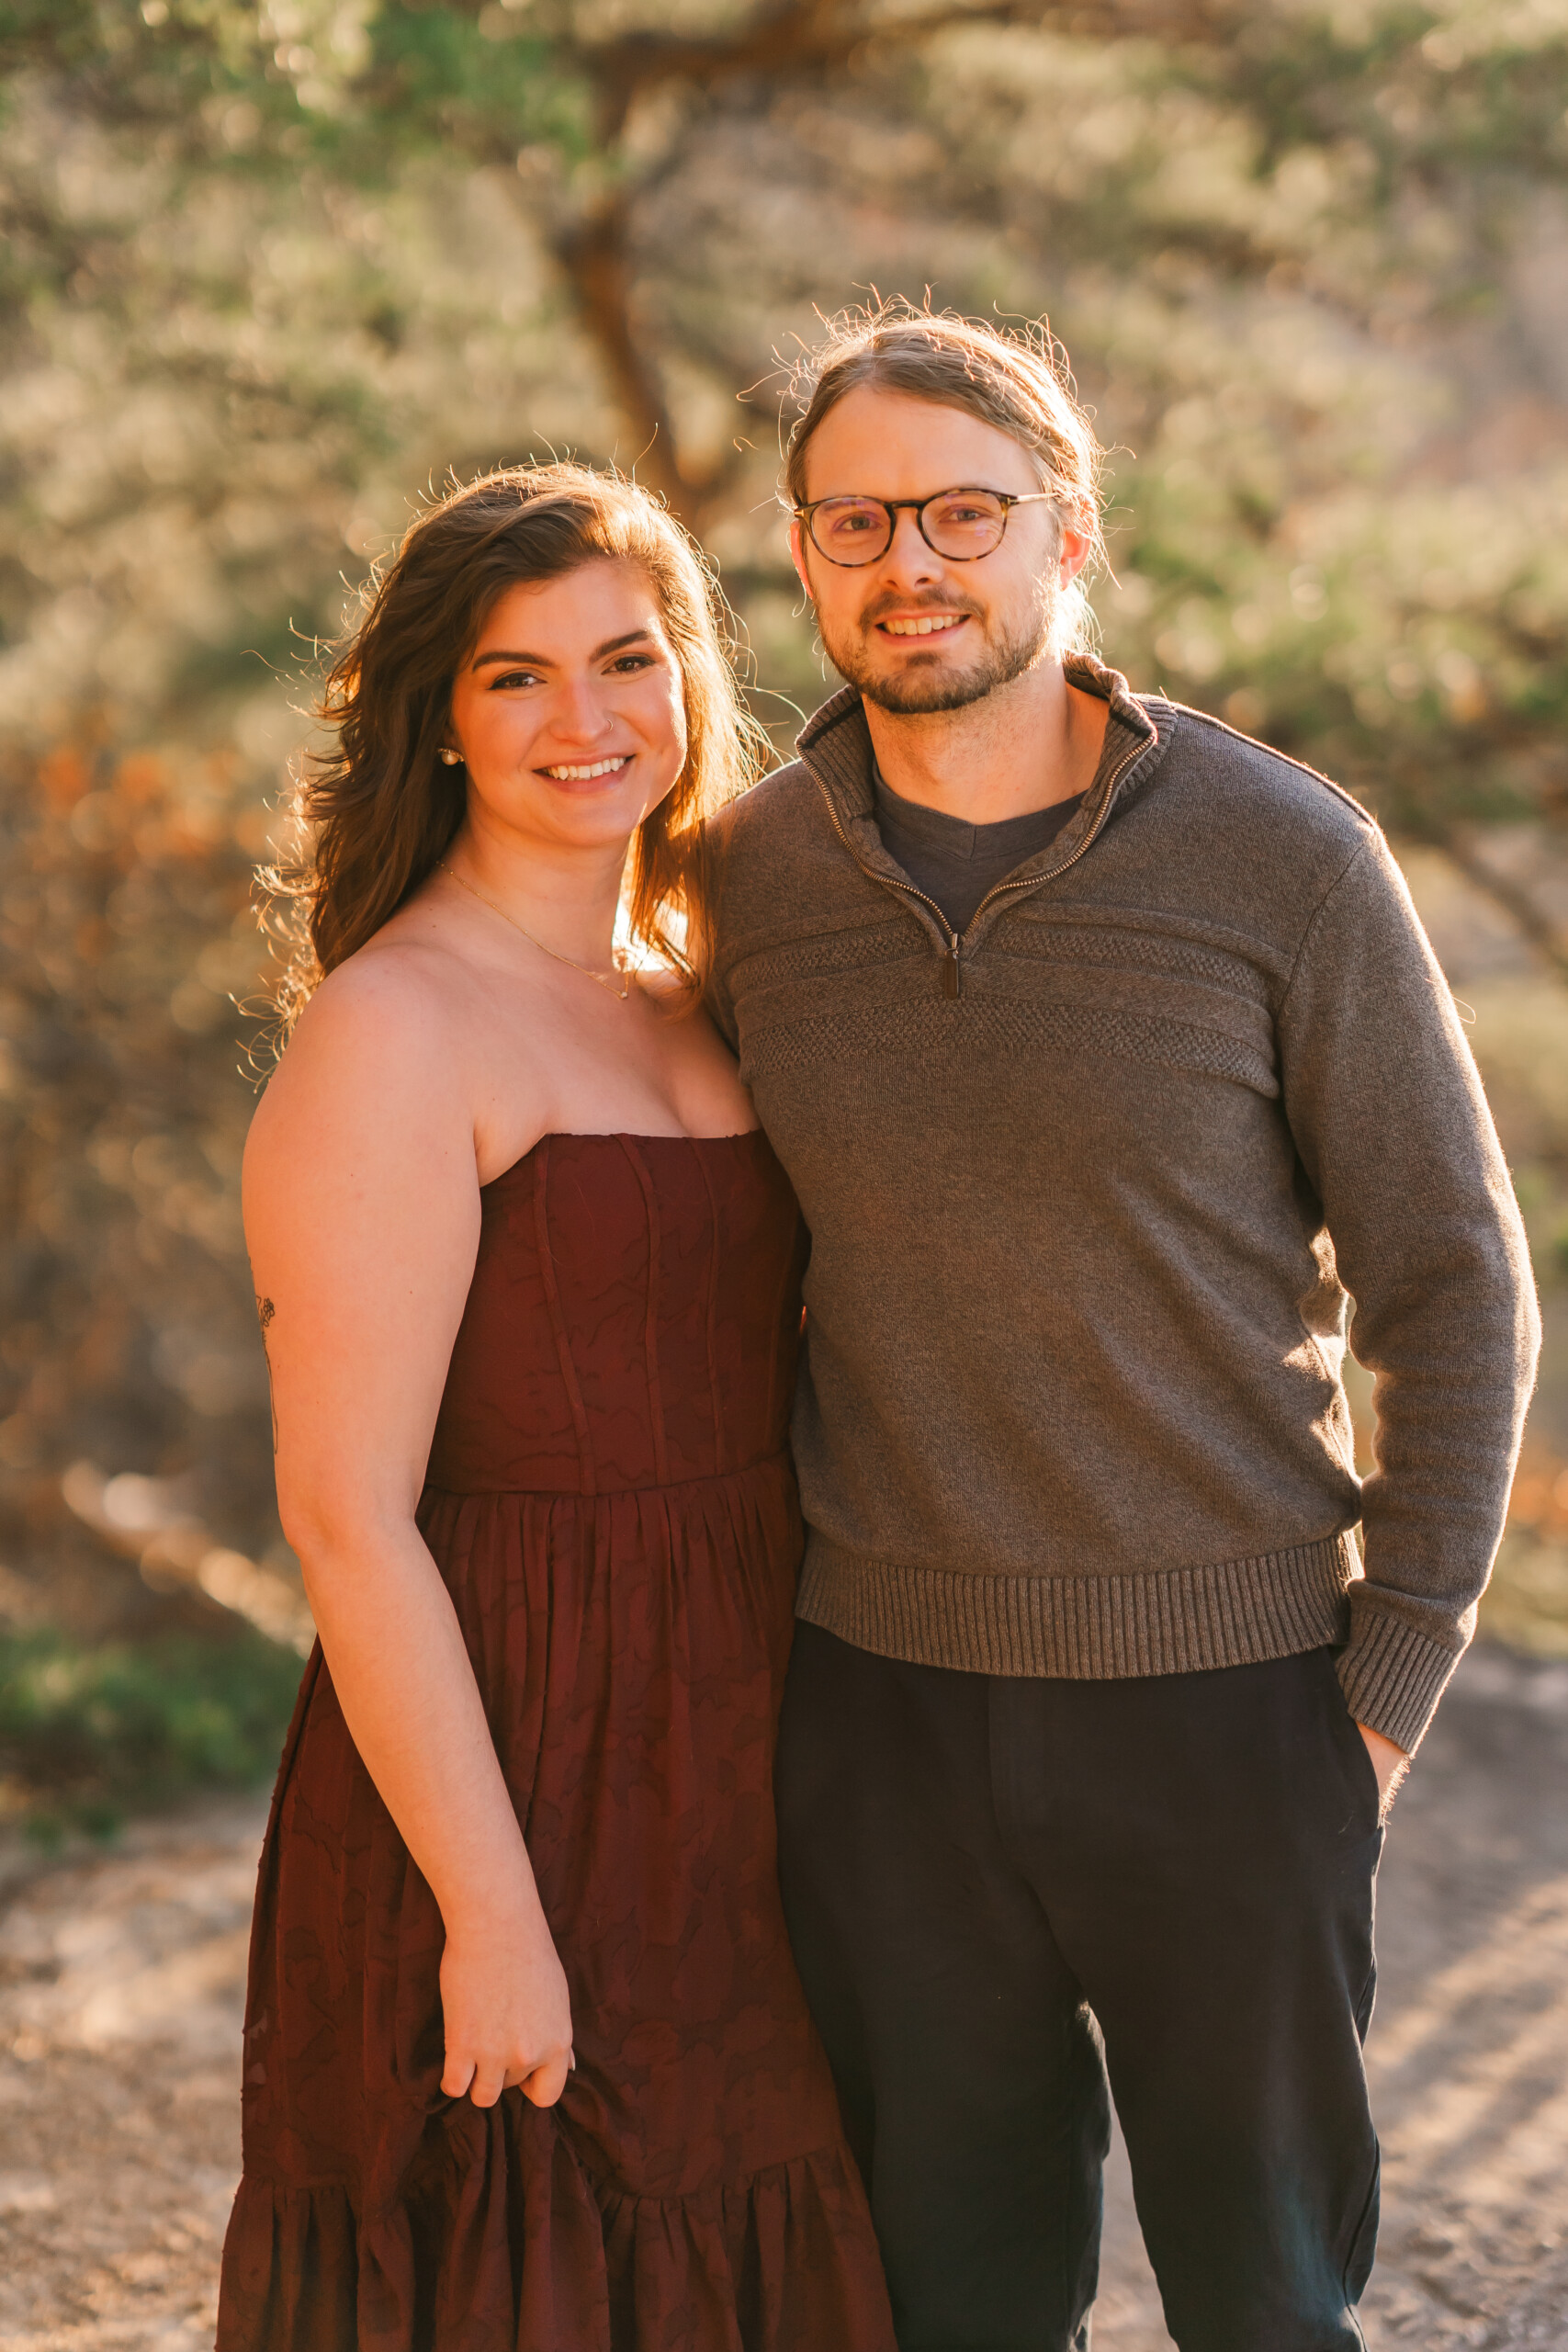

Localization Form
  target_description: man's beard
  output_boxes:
[818,587,1054,716]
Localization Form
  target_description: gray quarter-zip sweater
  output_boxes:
[706,657,1540,1755]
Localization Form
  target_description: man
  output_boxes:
[706,306,1540,2352]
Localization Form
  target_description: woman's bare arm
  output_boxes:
[244,951,570,2107]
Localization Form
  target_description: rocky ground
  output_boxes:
[0,1644,1564,2350]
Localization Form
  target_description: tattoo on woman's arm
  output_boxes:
[256,1295,278,1453]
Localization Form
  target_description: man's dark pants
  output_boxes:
[775,1625,1384,2352]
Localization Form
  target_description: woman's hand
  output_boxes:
[439,1892,575,2109]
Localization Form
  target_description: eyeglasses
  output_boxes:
[792,486,1057,567]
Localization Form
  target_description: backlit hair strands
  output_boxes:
[782,300,1108,656]
[263,463,770,1036]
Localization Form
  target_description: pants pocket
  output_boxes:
[1321,1648,1385,1835]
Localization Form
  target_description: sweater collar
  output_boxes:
[795,653,1168,855]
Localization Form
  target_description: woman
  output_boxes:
[217,466,895,2352]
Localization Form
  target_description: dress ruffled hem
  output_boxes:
[217,2104,893,2352]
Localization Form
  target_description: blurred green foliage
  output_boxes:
[0,1622,302,1836]
[0,1,1565,1696]
[1482,1529,1568,1659]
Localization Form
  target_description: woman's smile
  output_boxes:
[540,754,634,782]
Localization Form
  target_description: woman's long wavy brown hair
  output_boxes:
[267,463,769,1032]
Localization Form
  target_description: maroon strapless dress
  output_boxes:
[217,1131,894,2352]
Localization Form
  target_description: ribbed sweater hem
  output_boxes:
[795,1532,1359,1679]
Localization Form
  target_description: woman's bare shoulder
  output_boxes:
[310,927,476,1029]
[247,934,481,1167]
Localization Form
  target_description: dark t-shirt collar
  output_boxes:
[869,763,1089,933]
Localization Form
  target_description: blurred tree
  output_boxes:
[1,0,1565,1640]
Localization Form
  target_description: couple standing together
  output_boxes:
[218,308,1538,2352]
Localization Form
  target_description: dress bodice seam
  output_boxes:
[419,1448,793,1504]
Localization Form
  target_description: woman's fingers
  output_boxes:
[521,2052,571,2109]
[444,2042,573,2106]
[467,2056,508,2109]
[440,2054,477,2100]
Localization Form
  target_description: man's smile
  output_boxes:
[876,613,969,639]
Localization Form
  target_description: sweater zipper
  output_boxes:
[813,732,1147,999]
[814,787,968,990]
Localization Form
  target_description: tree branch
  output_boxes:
[1396,812,1568,982]
[549,2,948,521]
[583,0,1236,137]
[550,191,689,514]
[546,0,1240,524]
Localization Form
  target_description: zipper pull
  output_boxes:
[943,933,962,999]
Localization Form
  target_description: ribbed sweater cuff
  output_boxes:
[795,1535,1356,1680]
[1334,1611,1465,1755]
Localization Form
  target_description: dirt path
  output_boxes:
[1,1645,1564,2350]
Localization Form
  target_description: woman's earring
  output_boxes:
[439,748,463,766]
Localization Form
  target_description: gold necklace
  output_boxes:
[439,862,632,1001]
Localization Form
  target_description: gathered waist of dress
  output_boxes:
[420,1446,795,1504]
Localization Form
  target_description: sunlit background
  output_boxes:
[2,0,1567,1828]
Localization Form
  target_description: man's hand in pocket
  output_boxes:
[1357,1723,1409,1822]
